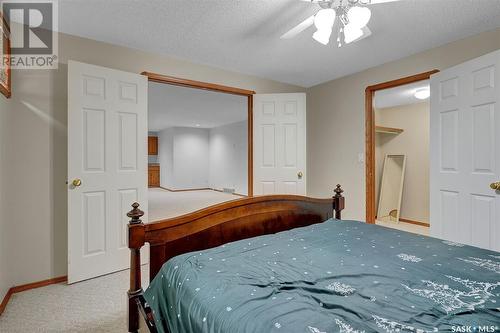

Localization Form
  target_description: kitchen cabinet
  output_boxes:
[148,164,160,187]
[148,136,158,155]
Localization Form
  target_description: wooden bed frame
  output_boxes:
[127,185,345,333]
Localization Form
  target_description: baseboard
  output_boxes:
[161,186,247,197]
[0,289,13,316]
[211,188,247,197]
[0,275,67,316]
[399,218,430,227]
[160,186,212,192]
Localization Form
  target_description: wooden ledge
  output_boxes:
[375,126,404,134]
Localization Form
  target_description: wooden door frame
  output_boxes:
[365,70,439,224]
[141,72,256,196]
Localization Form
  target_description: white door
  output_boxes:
[68,61,148,283]
[430,50,500,251]
[253,93,306,195]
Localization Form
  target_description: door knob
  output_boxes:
[297,171,303,179]
[72,179,82,187]
[490,182,500,190]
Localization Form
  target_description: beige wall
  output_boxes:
[375,102,430,223]
[0,32,303,297]
[306,28,500,220]
[3,26,500,298]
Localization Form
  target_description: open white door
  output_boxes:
[68,61,148,283]
[253,93,306,195]
[430,50,500,251]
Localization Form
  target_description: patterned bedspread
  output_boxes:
[144,219,500,333]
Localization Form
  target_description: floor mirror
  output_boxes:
[377,154,406,223]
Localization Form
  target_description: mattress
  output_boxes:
[144,219,500,333]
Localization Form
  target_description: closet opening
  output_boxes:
[365,70,439,235]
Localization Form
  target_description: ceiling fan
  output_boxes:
[281,0,402,47]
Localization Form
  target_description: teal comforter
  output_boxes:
[144,219,500,333]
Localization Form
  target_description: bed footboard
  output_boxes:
[127,185,345,332]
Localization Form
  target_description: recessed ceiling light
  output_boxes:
[195,124,201,127]
[414,87,430,100]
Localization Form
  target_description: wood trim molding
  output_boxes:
[0,289,13,315]
[141,72,256,96]
[211,188,247,197]
[248,95,254,196]
[159,186,212,192]
[365,71,440,92]
[365,70,439,224]
[162,187,249,197]
[143,71,254,197]
[0,276,67,315]
[399,218,430,227]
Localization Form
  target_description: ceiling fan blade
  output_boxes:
[350,26,372,44]
[280,15,315,39]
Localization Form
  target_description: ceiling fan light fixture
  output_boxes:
[314,8,336,30]
[343,23,363,44]
[313,28,333,45]
[347,6,371,28]
[414,87,430,100]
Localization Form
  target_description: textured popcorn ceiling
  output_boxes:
[374,80,430,109]
[59,0,500,87]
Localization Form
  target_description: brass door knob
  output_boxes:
[297,171,303,179]
[490,182,500,190]
[72,179,82,187]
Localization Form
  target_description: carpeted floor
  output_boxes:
[0,189,240,332]
[148,188,240,221]
[376,219,429,236]
[0,266,149,332]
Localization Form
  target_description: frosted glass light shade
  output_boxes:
[347,6,371,28]
[414,88,430,100]
[314,9,336,30]
[313,28,333,45]
[344,23,363,44]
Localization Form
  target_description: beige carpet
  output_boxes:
[0,267,149,333]
[0,190,239,332]
[148,188,240,222]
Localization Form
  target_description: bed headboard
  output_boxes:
[126,185,345,332]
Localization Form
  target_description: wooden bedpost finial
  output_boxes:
[127,202,145,332]
[334,184,344,198]
[127,202,144,225]
[333,185,345,220]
